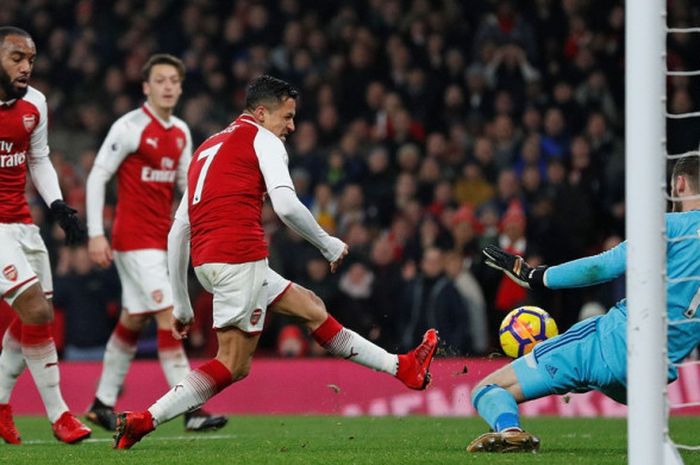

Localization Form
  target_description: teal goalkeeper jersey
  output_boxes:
[543,210,700,384]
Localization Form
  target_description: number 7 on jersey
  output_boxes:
[192,142,223,205]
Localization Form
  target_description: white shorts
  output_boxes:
[195,259,291,333]
[265,267,292,308]
[0,224,52,304]
[113,249,173,314]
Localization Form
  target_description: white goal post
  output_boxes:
[626,1,683,464]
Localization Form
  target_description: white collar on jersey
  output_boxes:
[238,113,262,128]
[143,102,174,129]
[0,98,17,106]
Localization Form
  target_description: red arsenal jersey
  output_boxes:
[188,114,294,266]
[0,87,49,224]
[90,104,192,251]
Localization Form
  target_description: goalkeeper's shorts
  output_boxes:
[512,316,628,404]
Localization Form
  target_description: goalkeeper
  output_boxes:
[467,156,700,453]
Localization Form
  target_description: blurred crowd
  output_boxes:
[3,0,700,359]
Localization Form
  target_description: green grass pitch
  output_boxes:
[2,416,699,465]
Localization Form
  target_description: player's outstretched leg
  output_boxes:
[396,329,439,390]
[467,383,538,453]
[311,315,439,390]
[0,404,21,445]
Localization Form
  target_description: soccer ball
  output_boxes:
[499,306,559,358]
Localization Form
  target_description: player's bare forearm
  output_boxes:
[88,235,113,268]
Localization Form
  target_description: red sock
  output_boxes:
[21,323,52,346]
[196,359,233,393]
[157,329,181,350]
[311,315,343,346]
[113,322,140,346]
[8,318,21,343]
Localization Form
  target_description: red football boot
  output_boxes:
[0,404,21,445]
[396,329,439,390]
[52,412,92,444]
[113,411,155,450]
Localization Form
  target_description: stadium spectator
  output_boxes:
[473,0,538,61]
[398,246,472,355]
[574,70,619,126]
[484,43,540,112]
[335,260,379,339]
[84,53,225,432]
[0,26,91,444]
[540,107,570,160]
[363,146,396,227]
[488,203,534,333]
[453,161,495,209]
[368,235,404,349]
[309,182,338,234]
[444,250,489,355]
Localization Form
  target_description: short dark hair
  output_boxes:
[245,75,298,111]
[142,54,185,82]
[0,27,31,46]
[672,155,700,193]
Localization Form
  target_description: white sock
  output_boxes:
[95,323,138,406]
[21,324,68,423]
[0,327,26,404]
[157,329,191,387]
[148,359,231,425]
[312,316,398,375]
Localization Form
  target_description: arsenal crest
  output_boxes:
[152,289,163,304]
[22,114,37,133]
[3,265,18,282]
[177,137,184,151]
[250,308,263,326]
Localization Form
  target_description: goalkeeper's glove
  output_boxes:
[482,245,547,290]
[50,200,87,245]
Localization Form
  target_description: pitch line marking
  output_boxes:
[22,434,238,445]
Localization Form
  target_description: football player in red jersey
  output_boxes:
[113,75,438,449]
[0,26,91,444]
[85,54,226,432]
